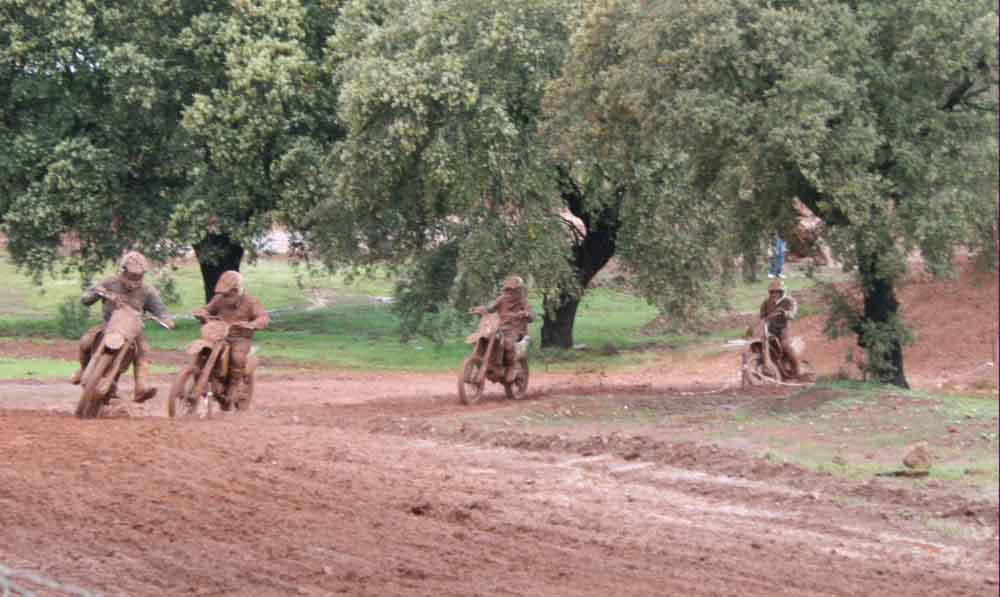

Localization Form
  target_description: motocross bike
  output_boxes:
[75,288,170,419]
[458,311,530,404]
[167,316,259,418]
[741,310,802,388]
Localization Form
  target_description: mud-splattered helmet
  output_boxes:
[214,271,245,296]
[502,276,524,292]
[119,251,148,290]
[768,280,785,294]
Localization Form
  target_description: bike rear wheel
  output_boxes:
[458,356,485,405]
[503,360,529,400]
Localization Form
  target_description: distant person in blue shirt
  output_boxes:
[768,234,786,279]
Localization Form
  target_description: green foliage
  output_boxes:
[855,315,914,383]
[308,0,582,315]
[152,272,182,306]
[55,296,91,340]
[391,242,467,344]
[820,281,915,381]
[0,0,342,295]
[546,0,998,382]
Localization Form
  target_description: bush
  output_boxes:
[56,297,92,339]
[153,273,182,305]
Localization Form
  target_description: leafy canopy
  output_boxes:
[308,0,580,314]
[546,0,998,311]
[0,0,340,286]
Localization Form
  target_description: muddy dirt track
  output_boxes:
[1,371,998,597]
[2,263,998,595]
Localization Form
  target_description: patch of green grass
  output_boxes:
[134,286,683,372]
[442,381,999,499]
[0,357,77,380]
[0,357,176,381]
[0,253,393,318]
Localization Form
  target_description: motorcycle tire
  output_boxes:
[458,356,485,405]
[76,352,115,419]
[503,360,529,400]
[748,354,782,385]
[234,374,255,411]
[168,365,202,418]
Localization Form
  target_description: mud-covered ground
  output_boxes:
[1,262,997,596]
[2,369,998,597]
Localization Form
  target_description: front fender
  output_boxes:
[185,339,214,356]
[103,333,126,351]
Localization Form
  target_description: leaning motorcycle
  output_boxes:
[168,316,258,418]
[75,288,169,419]
[741,311,802,387]
[458,311,530,404]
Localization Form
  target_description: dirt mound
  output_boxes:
[641,259,998,392]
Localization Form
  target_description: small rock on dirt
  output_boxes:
[902,442,933,471]
[409,502,432,516]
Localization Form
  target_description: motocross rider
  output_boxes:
[471,275,535,383]
[191,271,269,398]
[757,279,800,377]
[70,251,176,402]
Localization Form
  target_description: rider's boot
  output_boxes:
[786,352,801,379]
[132,357,157,403]
[503,351,518,384]
[223,368,246,410]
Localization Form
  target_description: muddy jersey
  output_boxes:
[485,292,535,337]
[82,277,172,324]
[197,293,269,339]
[759,295,797,336]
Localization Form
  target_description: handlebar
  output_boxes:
[93,287,173,328]
[92,287,124,306]
[147,315,172,329]
[195,313,254,329]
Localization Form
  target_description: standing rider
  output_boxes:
[70,251,176,402]
[191,271,269,400]
[471,275,535,383]
[758,279,800,377]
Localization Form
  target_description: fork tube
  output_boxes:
[194,344,223,398]
[761,322,775,374]
[478,335,496,384]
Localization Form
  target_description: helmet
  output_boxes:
[119,251,149,275]
[214,270,244,295]
[502,275,524,292]
[768,280,785,293]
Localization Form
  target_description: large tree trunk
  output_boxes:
[857,247,909,388]
[791,168,909,387]
[541,291,581,349]
[541,168,622,349]
[193,233,245,303]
